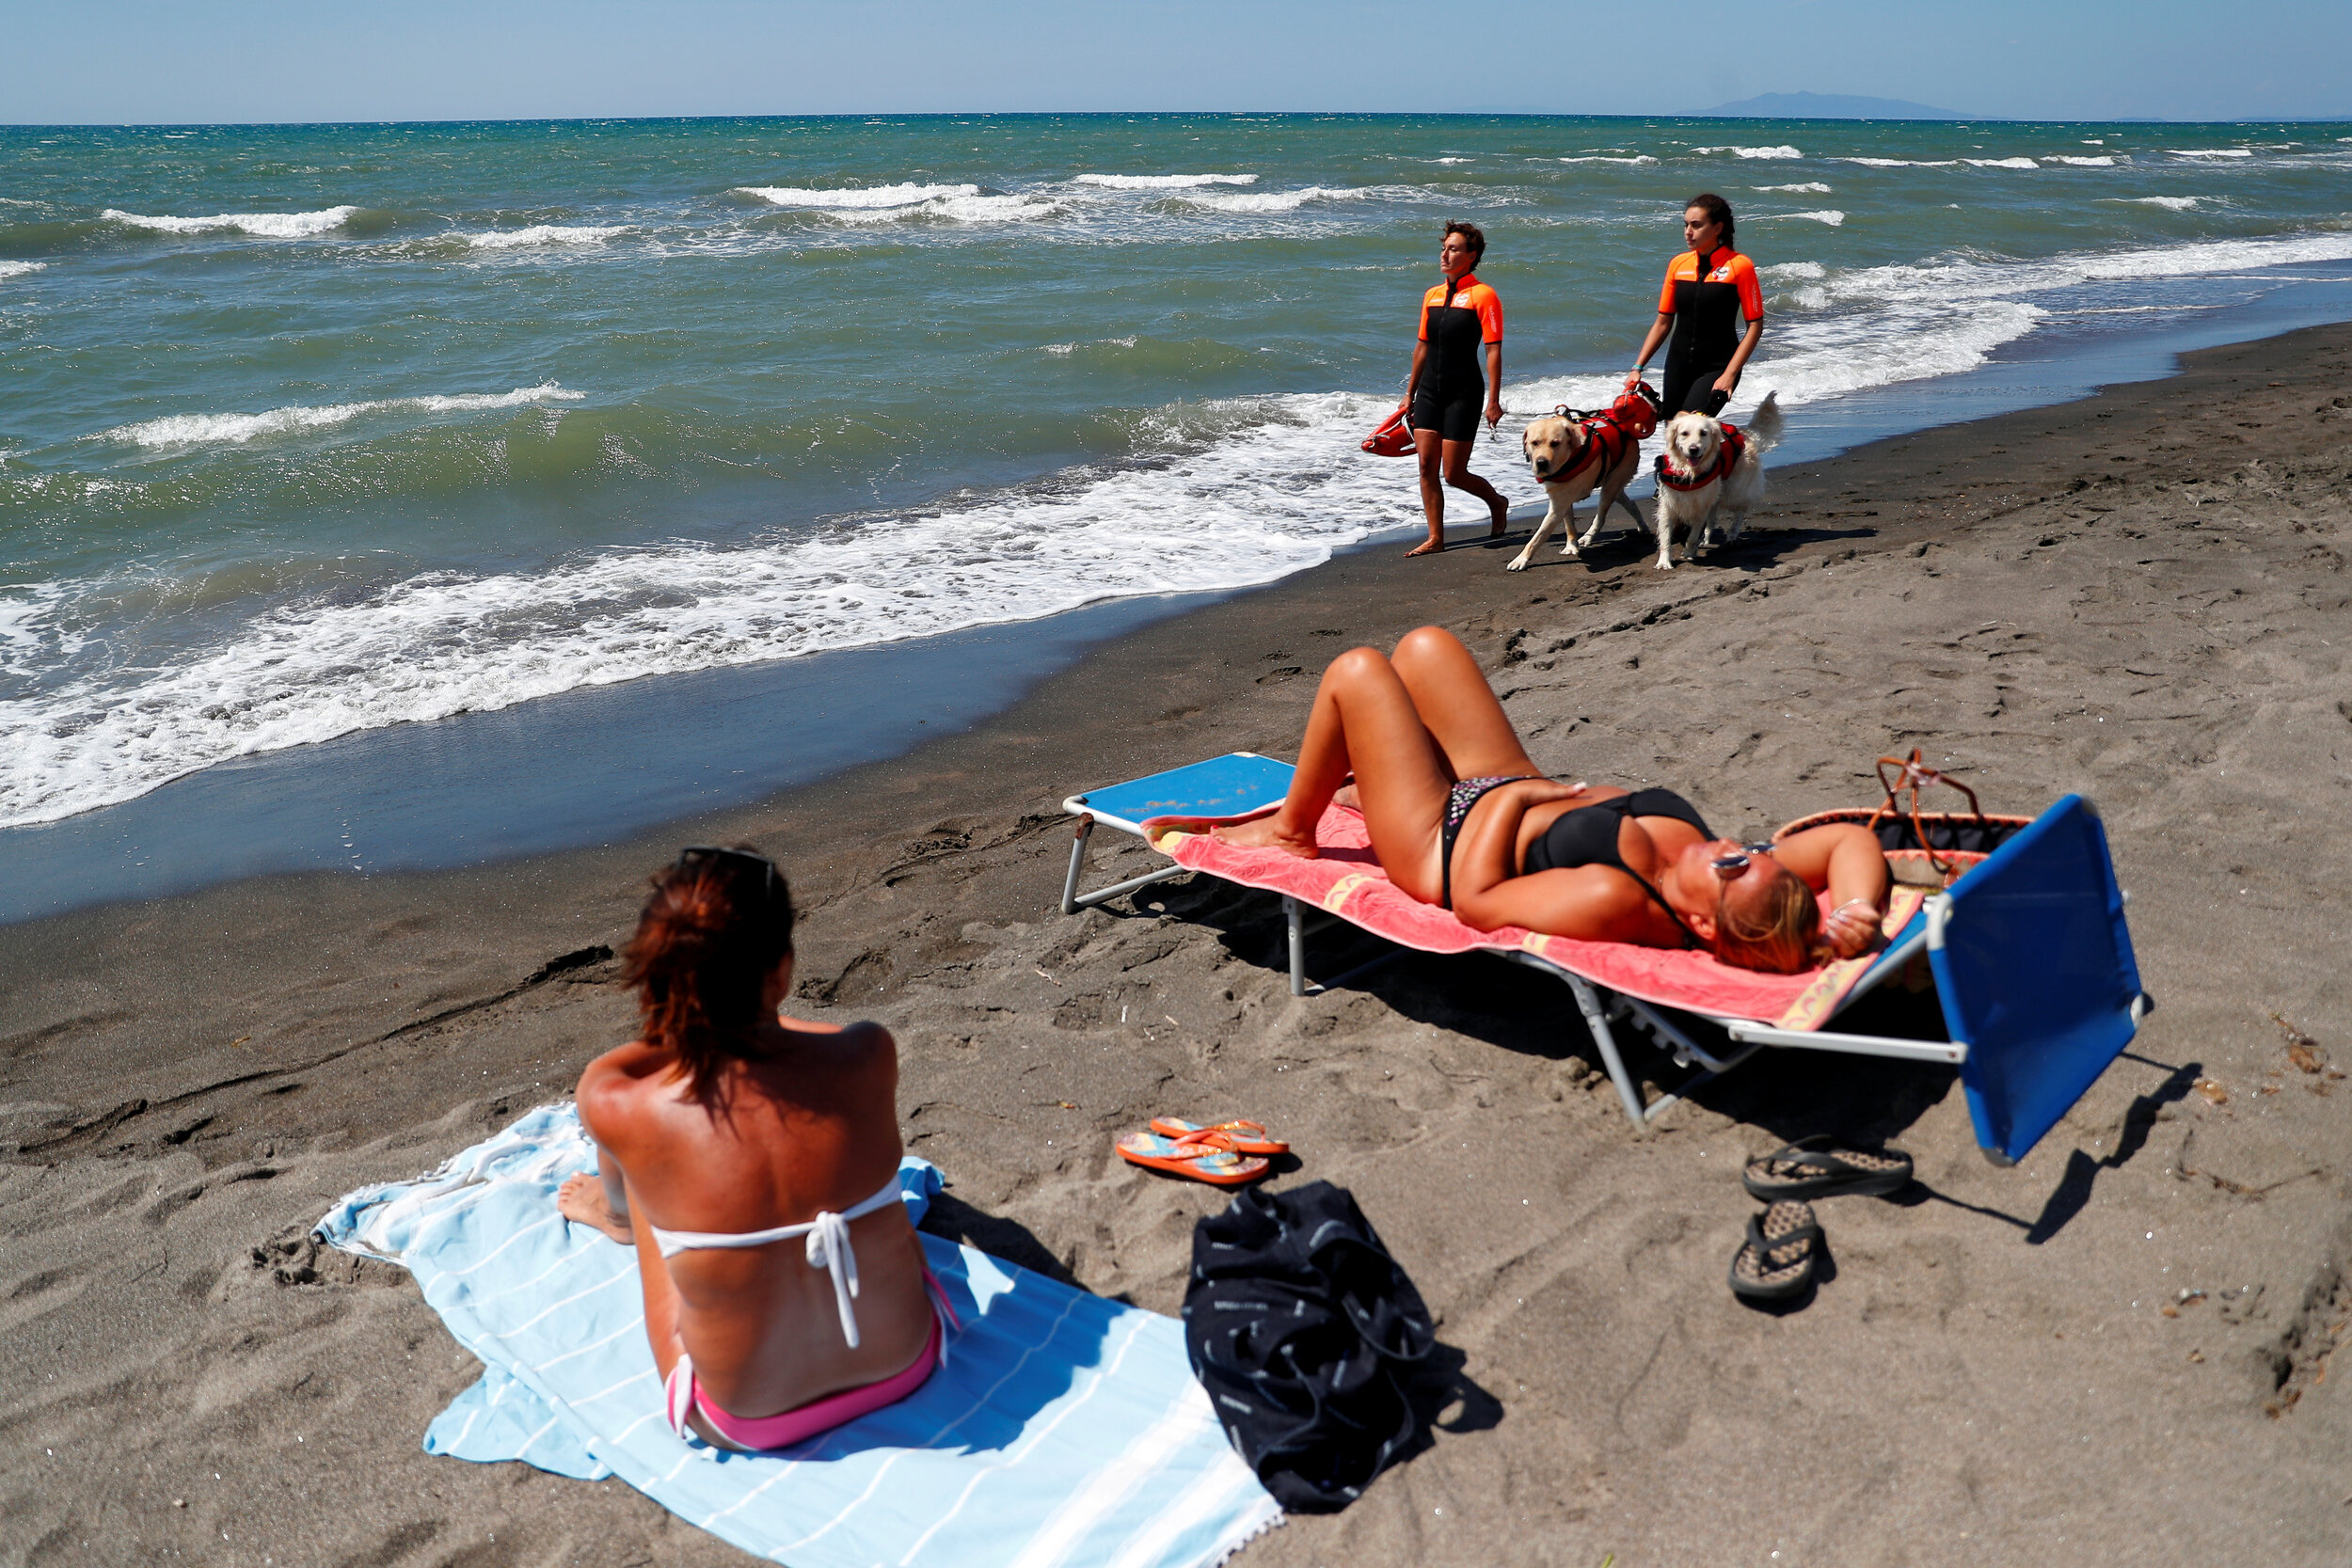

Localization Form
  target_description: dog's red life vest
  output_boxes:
[1654,422,1746,492]
[1545,412,1637,486]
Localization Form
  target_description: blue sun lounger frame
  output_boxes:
[1061,753,2153,1165]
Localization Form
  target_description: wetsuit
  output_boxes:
[1656,248,1763,417]
[1410,273,1503,442]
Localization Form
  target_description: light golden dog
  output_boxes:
[1649,390,1783,570]
[1510,413,1645,571]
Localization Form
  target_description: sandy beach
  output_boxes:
[6,322,2352,1565]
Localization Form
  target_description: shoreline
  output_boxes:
[12,263,2352,924]
[6,320,2352,1562]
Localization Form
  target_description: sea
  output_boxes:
[5,113,2350,917]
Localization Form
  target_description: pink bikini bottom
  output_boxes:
[663,1291,952,1452]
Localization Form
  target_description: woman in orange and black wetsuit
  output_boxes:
[1397,221,1509,557]
[1623,194,1764,418]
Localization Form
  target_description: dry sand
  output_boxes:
[6,325,2352,1566]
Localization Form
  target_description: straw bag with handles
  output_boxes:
[1772,750,2035,888]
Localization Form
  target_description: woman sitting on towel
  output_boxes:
[559,847,948,1450]
[1216,628,1889,972]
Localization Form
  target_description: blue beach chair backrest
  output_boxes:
[1931,795,2146,1166]
[1070,752,1296,833]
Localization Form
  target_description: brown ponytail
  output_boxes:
[1711,863,1823,974]
[621,847,795,1102]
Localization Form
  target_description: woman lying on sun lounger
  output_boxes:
[558,846,949,1451]
[1216,627,1889,973]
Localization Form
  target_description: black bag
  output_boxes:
[1182,1181,1436,1513]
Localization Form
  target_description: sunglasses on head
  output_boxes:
[675,845,780,896]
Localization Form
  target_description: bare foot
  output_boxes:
[1404,539,1443,558]
[557,1173,634,1244]
[1213,814,1320,860]
[1488,502,1510,537]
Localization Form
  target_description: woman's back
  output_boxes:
[582,1016,934,1419]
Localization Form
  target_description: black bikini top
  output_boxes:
[1521,787,1713,943]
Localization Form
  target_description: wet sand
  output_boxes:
[6,323,2352,1565]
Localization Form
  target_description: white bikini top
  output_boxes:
[645,1174,904,1349]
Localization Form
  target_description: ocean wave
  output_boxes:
[1,388,1435,827]
[463,224,629,249]
[1963,158,2040,169]
[1761,261,1826,279]
[1692,145,1804,160]
[1070,173,1257,189]
[1838,158,1957,168]
[830,192,1065,224]
[1770,210,1846,226]
[733,182,979,209]
[1752,182,1831,194]
[0,260,44,279]
[2173,149,2252,158]
[2108,196,2201,211]
[2044,155,2119,166]
[97,384,586,449]
[101,205,359,238]
[1172,186,1362,214]
[1558,155,1659,165]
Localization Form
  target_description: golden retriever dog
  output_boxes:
[1649,390,1784,570]
[1510,412,1645,571]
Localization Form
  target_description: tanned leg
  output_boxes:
[1440,439,1510,537]
[1215,646,1453,901]
[1388,626,1545,781]
[557,1145,635,1244]
[1407,430,1447,556]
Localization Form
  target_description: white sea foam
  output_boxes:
[0,261,44,279]
[829,191,1065,224]
[1963,157,2040,169]
[1769,211,1846,226]
[2045,155,2119,166]
[2173,149,2252,158]
[1692,145,1804,160]
[98,384,585,449]
[103,205,359,238]
[1174,186,1361,214]
[1838,158,1957,167]
[1752,182,1831,194]
[1071,173,1257,189]
[1761,261,1826,279]
[2109,196,2201,211]
[1558,155,1659,165]
[463,225,629,249]
[734,182,978,209]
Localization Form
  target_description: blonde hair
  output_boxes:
[1711,864,1825,974]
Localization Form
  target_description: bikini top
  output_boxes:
[646,1173,904,1349]
[1520,787,1713,944]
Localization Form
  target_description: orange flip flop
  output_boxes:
[1116,1130,1270,1186]
[1146,1117,1290,1156]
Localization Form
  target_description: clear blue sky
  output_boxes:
[5,0,2346,125]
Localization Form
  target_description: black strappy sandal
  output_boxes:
[1740,1134,1914,1201]
[1728,1201,1820,1301]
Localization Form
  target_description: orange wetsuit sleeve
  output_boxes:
[1476,285,1502,343]
[1733,255,1764,321]
[1657,255,1687,315]
[1417,284,1438,341]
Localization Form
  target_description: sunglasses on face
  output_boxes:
[675,844,780,896]
[1709,844,1776,879]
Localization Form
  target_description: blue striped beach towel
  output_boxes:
[318,1104,1280,1568]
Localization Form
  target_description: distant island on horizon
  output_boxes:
[1706,91,1969,120]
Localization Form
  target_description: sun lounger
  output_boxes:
[1061,755,2151,1164]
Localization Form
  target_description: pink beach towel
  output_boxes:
[1145,806,1928,1032]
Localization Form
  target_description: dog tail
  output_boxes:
[1741,390,1784,452]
